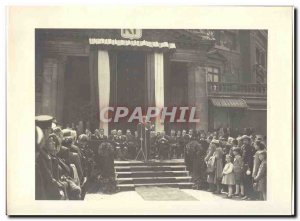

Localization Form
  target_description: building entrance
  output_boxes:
[109,50,146,134]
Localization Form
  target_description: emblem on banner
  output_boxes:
[121,29,142,39]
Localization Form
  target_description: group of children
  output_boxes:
[200,135,267,200]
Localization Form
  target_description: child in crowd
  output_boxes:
[232,148,244,197]
[222,155,235,198]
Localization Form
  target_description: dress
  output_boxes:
[233,155,244,184]
[222,162,235,185]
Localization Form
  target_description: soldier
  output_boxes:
[183,129,192,171]
[126,129,136,159]
[241,135,255,200]
[168,129,178,159]
[178,130,186,159]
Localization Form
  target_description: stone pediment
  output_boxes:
[207,49,227,62]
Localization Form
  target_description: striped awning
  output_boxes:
[89,38,176,50]
[211,98,248,108]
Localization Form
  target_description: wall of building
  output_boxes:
[210,106,266,135]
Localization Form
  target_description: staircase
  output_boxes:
[115,159,193,191]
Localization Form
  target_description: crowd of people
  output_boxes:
[35,116,117,200]
[36,116,267,201]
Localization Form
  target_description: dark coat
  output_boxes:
[36,150,65,200]
[254,160,267,192]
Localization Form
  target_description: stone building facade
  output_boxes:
[35,29,267,135]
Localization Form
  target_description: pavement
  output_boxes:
[85,188,240,202]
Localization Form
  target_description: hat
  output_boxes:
[241,135,251,141]
[78,134,88,142]
[35,115,53,130]
[62,129,72,137]
[228,137,234,144]
[211,139,220,145]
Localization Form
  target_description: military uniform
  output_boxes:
[126,133,136,159]
[168,135,178,159]
[183,134,192,171]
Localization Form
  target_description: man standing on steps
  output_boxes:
[136,118,153,161]
[157,131,170,160]
[168,129,178,159]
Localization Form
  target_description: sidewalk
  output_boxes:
[85,188,235,202]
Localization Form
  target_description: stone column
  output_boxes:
[154,52,164,132]
[146,52,165,132]
[187,63,208,131]
[98,50,110,136]
[41,58,59,117]
[56,56,67,124]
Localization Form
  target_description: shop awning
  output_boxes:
[210,98,248,108]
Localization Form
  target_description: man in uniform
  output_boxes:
[125,129,136,159]
[184,129,193,172]
[168,129,178,159]
[175,130,183,158]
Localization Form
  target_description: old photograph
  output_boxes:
[35,29,268,201]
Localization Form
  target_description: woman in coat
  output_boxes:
[190,141,206,190]
[205,140,218,191]
[254,151,267,200]
[213,143,224,194]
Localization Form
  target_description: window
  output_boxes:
[255,47,267,83]
[256,47,266,68]
[207,67,220,82]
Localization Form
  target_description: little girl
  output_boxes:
[233,148,244,197]
[222,154,236,198]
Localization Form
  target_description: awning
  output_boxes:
[210,98,248,108]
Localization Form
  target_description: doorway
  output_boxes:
[110,50,146,133]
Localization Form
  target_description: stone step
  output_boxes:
[115,165,187,172]
[117,176,192,185]
[116,170,189,178]
[114,160,185,167]
[117,182,194,191]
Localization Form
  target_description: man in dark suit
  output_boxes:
[157,131,170,160]
[98,128,108,143]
